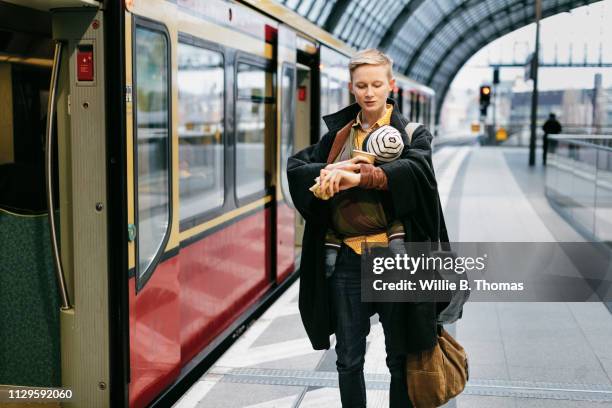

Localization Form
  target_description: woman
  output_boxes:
[287,49,443,408]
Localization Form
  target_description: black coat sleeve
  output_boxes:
[287,133,334,225]
[378,125,439,239]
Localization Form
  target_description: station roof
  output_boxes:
[276,0,601,115]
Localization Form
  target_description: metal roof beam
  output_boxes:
[378,0,427,50]
[402,0,480,76]
[433,0,589,124]
[425,0,528,84]
[484,0,510,41]
[351,0,387,48]
[322,0,352,33]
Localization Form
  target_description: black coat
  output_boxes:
[287,98,442,353]
[543,118,562,134]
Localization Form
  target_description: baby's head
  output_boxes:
[363,125,404,164]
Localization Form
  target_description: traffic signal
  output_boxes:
[479,85,491,106]
[479,85,491,116]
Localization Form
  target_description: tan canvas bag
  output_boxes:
[405,328,469,407]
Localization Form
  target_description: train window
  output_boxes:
[177,42,224,222]
[341,80,350,107]
[329,78,342,116]
[280,63,295,205]
[417,94,423,124]
[401,91,409,119]
[235,62,272,202]
[134,25,171,286]
[410,92,416,122]
[320,73,329,137]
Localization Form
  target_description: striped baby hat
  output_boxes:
[363,125,404,163]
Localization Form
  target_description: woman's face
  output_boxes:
[349,64,395,118]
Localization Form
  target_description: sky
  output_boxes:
[450,0,612,92]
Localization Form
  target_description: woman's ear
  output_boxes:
[348,81,355,96]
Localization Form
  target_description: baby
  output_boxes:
[311,125,407,278]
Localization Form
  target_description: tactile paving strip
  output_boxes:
[464,378,612,402]
[207,366,612,402]
[210,367,391,390]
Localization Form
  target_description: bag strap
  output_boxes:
[404,122,422,144]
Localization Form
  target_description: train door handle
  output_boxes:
[46,41,71,310]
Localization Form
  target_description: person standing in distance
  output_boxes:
[542,112,562,165]
[287,49,445,408]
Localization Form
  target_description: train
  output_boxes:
[0,0,435,407]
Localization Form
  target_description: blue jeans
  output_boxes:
[329,245,414,408]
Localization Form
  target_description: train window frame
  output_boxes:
[233,53,275,207]
[279,62,296,208]
[132,17,173,293]
[319,72,329,138]
[176,33,227,230]
[402,89,412,121]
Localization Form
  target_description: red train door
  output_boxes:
[125,16,181,408]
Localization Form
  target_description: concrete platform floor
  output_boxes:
[174,146,612,408]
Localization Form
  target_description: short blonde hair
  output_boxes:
[349,49,394,80]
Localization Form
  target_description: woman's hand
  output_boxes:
[319,168,361,197]
[324,156,368,172]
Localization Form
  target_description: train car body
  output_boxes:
[0,1,435,407]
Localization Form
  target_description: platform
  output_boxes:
[174,146,612,408]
